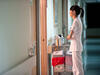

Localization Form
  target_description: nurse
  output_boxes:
[67,5,84,75]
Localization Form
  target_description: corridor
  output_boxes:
[47,0,100,74]
[0,0,100,75]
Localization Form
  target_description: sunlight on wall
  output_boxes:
[47,0,55,45]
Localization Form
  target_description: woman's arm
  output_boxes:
[67,30,73,40]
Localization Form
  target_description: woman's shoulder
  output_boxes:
[74,17,82,25]
[73,18,78,25]
[75,17,79,22]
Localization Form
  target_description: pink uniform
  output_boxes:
[69,17,84,75]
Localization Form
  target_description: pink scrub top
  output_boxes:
[69,17,83,52]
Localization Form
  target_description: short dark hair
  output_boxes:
[70,5,84,18]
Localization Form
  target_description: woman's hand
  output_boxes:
[67,30,73,40]
[67,35,71,40]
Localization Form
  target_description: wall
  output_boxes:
[47,0,55,45]
[62,0,68,38]
[0,0,33,74]
[2,56,36,75]
[68,0,73,34]
[86,0,100,2]
[56,0,62,35]
[53,0,62,35]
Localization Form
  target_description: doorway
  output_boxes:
[86,3,100,28]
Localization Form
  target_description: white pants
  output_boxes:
[72,51,84,75]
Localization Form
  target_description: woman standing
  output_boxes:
[67,5,84,75]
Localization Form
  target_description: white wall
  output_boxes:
[0,0,33,74]
[47,0,55,45]
[2,56,36,75]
